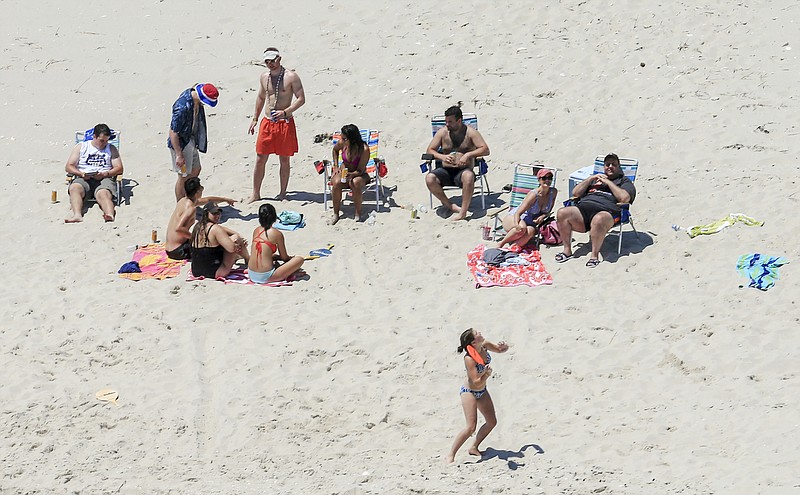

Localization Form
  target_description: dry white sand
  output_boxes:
[1,1,799,493]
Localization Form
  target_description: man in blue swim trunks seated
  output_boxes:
[423,105,489,221]
[555,153,636,268]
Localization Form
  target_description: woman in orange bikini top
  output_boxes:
[247,203,305,284]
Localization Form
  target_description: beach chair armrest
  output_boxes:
[617,203,631,209]
[563,197,579,207]
[421,153,434,161]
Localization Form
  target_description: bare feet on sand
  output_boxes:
[65,213,83,223]
[450,205,467,221]
[329,213,341,225]
[468,447,483,457]
[247,195,261,204]
[445,455,455,464]
[103,213,115,222]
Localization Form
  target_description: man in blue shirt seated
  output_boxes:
[555,153,636,268]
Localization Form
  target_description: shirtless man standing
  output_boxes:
[165,177,236,260]
[248,47,306,203]
[425,105,490,220]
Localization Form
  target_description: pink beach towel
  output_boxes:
[187,267,298,287]
[467,244,553,288]
[119,243,186,281]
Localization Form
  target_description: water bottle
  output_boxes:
[417,204,428,214]
[367,211,376,226]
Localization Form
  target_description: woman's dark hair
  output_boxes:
[457,328,475,353]
[191,207,215,247]
[258,203,278,229]
[341,124,365,163]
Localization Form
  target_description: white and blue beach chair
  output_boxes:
[420,113,490,210]
[70,128,123,206]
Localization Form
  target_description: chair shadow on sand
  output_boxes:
[570,229,655,263]
[283,184,399,213]
[469,443,545,469]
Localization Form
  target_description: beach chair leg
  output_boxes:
[476,176,484,210]
[375,175,381,213]
[617,222,623,254]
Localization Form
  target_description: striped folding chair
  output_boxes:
[420,113,490,210]
[70,128,123,206]
[321,129,383,212]
[491,164,558,242]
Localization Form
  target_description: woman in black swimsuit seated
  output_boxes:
[190,202,249,279]
[447,328,509,464]
[329,123,371,225]
[248,203,304,284]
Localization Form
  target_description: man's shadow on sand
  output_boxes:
[466,443,544,469]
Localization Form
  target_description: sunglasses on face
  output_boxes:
[541,176,553,181]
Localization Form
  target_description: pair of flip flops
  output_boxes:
[305,243,334,260]
[554,252,601,268]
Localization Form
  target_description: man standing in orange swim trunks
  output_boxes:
[248,47,306,203]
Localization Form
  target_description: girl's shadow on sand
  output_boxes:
[468,443,544,470]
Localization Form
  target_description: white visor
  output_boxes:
[264,50,280,61]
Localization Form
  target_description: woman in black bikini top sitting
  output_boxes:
[190,202,249,279]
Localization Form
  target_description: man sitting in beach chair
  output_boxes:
[64,123,123,223]
[424,106,489,221]
[555,153,636,268]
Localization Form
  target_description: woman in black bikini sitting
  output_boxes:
[190,202,249,279]
[447,328,509,463]
[329,124,370,225]
[248,203,304,284]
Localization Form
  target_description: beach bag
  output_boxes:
[278,210,303,225]
[539,219,562,246]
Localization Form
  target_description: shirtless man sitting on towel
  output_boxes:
[424,105,490,221]
[165,177,236,260]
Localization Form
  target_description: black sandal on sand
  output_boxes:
[555,252,573,263]
[585,258,601,268]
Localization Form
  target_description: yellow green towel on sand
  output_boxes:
[686,213,764,239]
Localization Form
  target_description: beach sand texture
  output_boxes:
[1,1,799,493]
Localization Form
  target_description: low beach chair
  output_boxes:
[564,155,640,254]
[490,164,558,243]
[420,113,489,210]
[320,129,383,212]
[69,128,123,206]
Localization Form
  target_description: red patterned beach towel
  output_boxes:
[466,244,553,288]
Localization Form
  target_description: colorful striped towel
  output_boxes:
[118,243,186,281]
[467,244,553,288]
[187,267,299,287]
[736,254,789,291]
[686,213,764,238]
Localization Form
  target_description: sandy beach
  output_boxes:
[1,1,799,493]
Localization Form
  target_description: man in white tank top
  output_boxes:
[64,123,124,223]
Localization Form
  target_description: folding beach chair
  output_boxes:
[565,155,640,254]
[319,129,383,212]
[490,164,558,243]
[70,128,123,206]
[420,113,489,210]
